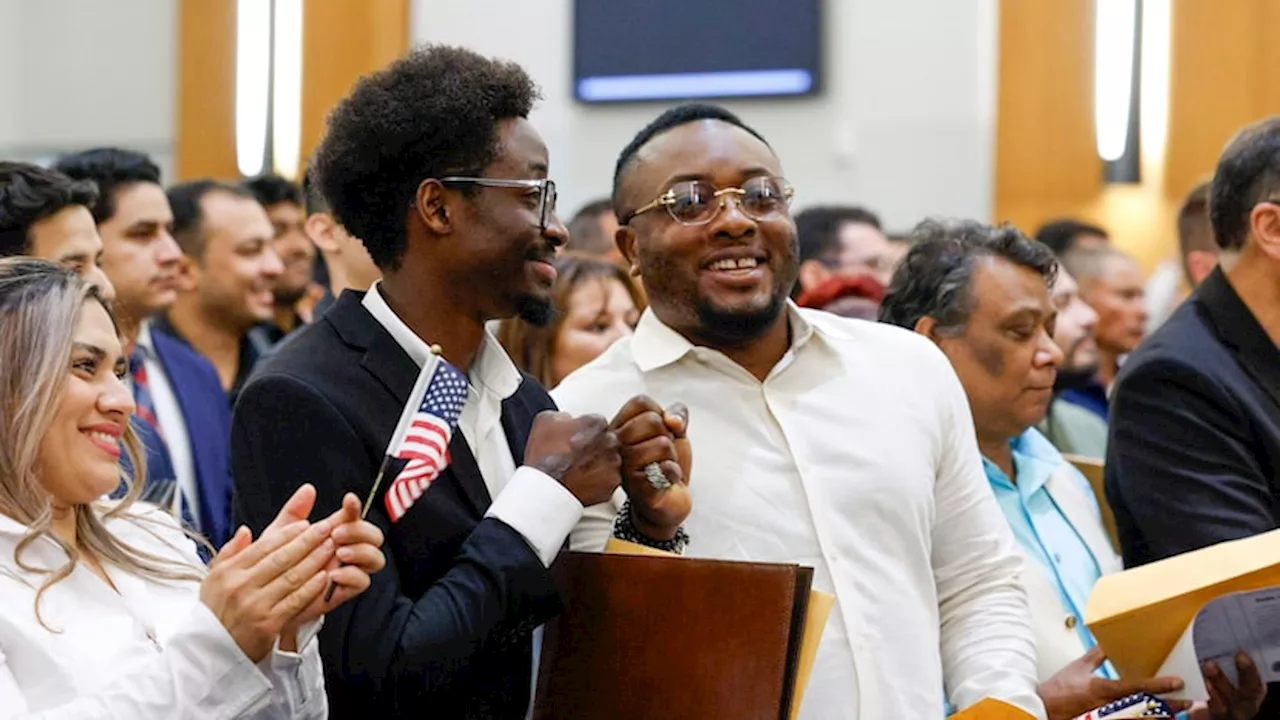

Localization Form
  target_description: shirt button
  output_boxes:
[1064,615,1078,629]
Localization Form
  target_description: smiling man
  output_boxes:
[0,161,114,300]
[157,181,283,405]
[554,104,1043,719]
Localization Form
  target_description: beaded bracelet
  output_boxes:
[612,499,690,555]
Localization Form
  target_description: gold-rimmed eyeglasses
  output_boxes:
[621,176,795,226]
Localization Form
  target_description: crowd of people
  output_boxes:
[0,42,1278,719]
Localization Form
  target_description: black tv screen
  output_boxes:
[573,0,822,103]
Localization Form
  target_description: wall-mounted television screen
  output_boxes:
[573,0,822,103]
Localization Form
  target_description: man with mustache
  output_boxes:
[555,103,1042,719]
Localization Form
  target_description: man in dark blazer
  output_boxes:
[55,147,235,547]
[1107,117,1280,718]
[231,46,691,719]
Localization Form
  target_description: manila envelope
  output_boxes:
[950,698,1036,720]
[1084,527,1280,679]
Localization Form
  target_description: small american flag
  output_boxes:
[383,353,469,522]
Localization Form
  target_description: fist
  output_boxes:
[611,395,692,539]
[526,411,622,507]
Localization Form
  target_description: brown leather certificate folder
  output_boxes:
[534,552,817,720]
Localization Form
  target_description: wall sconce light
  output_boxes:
[1094,0,1142,183]
[236,0,303,179]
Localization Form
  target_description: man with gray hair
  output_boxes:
[880,220,1194,719]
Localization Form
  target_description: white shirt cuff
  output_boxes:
[486,466,584,567]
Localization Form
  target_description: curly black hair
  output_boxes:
[879,218,1057,333]
[1209,116,1280,251]
[0,162,99,257]
[311,44,540,270]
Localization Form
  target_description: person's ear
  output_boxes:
[798,259,832,294]
[913,315,943,343]
[305,212,339,255]
[616,225,642,278]
[1185,250,1219,286]
[414,179,453,236]
[1248,201,1280,262]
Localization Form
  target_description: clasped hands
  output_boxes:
[1039,646,1266,720]
[526,394,692,541]
[198,484,386,662]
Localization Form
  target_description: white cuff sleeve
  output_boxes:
[486,466,584,567]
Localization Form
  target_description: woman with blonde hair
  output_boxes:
[497,252,643,388]
[0,258,386,718]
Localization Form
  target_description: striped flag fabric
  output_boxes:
[383,353,469,522]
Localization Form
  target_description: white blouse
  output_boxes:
[0,507,327,719]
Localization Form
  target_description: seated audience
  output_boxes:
[1040,267,1110,459]
[1179,179,1234,287]
[1035,219,1109,256]
[241,173,319,341]
[794,205,895,295]
[0,257,386,717]
[54,148,235,547]
[0,161,114,299]
[877,220,1210,719]
[794,272,884,320]
[1057,246,1147,421]
[565,197,623,264]
[300,168,378,319]
[159,181,283,405]
[555,102,1043,719]
[496,252,642,388]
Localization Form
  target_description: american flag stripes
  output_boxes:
[383,353,469,522]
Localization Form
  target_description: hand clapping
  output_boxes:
[198,484,385,662]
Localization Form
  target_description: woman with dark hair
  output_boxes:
[0,258,385,718]
[497,252,643,388]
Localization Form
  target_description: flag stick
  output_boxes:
[324,345,444,603]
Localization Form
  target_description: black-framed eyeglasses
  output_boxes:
[439,176,558,233]
[621,175,795,226]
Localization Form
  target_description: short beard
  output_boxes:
[273,285,308,307]
[693,293,787,345]
[515,294,555,327]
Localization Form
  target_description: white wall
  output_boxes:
[0,0,176,179]
[411,0,999,231]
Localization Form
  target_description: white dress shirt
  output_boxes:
[0,507,325,718]
[554,304,1045,720]
[136,321,198,521]
[361,284,583,563]
[362,285,585,718]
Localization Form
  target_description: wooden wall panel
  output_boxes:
[176,0,238,181]
[1164,0,1280,200]
[175,0,410,182]
[298,0,410,177]
[993,0,1099,233]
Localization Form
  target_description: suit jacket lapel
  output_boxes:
[327,294,494,519]
[1198,269,1280,415]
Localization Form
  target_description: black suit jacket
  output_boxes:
[231,292,562,719]
[1106,267,1280,568]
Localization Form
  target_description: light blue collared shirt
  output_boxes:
[982,429,1115,679]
